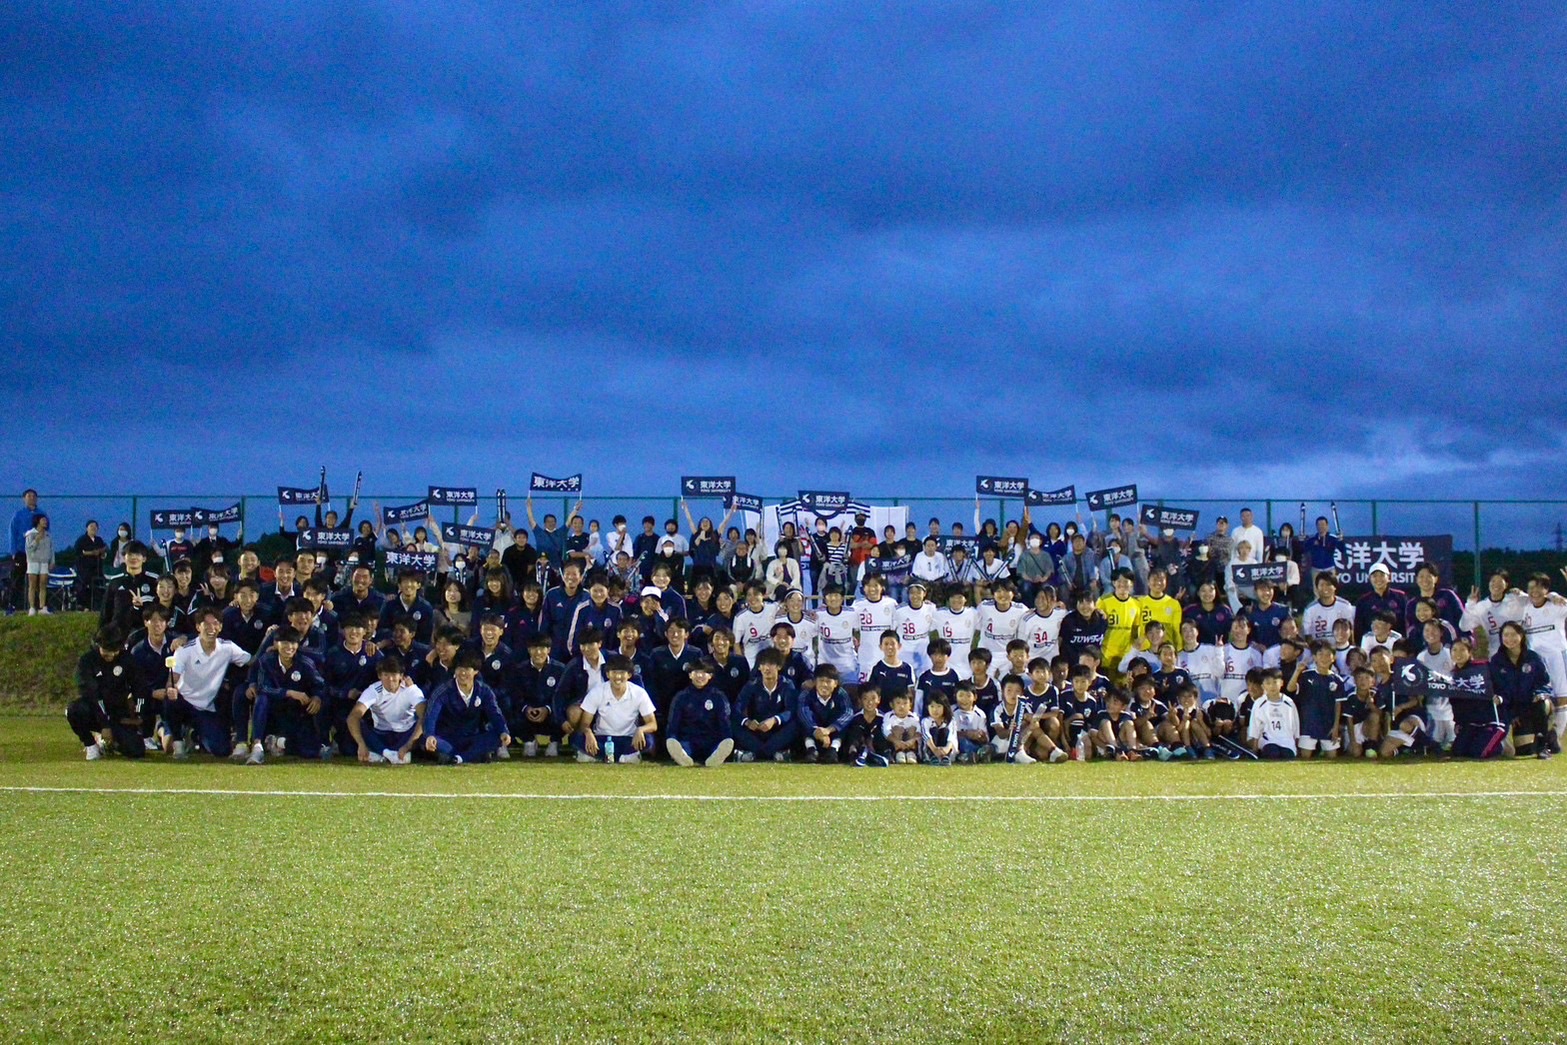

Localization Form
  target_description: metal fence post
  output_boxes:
[1473,501,1482,589]
[1371,501,1379,535]
[1265,500,1273,535]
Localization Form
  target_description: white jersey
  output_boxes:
[1218,642,1264,704]
[894,603,937,656]
[734,603,780,665]
[1018,607,1066,664]
[1302,599,1356,642]
[171,639,252,711]
[975,601,1029,660]
[1247,695,1299,750]
[933,606,980,680]
[1519,599,1567,655]
[1459,594,1526,645]
[815,608,861,678]
[852,596,900,677]
[357,681,426,733]
[1360,630,1402,657]
[780,612,820,668]
[1178,643,1224,702]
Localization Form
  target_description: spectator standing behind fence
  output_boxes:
[73,521,108,610]
[24,513,53,615]
[9,489,38,612]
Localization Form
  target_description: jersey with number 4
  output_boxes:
[975,601,1028,659]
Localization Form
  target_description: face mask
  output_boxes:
[118,529,130,538]
[1028,538,1042,549]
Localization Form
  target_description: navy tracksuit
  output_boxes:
[251,651,328,757]
[67,650,150,755]
[666,684,733,761]
[324,643,381,755]
[732,678,798,758]
[424,679,508,763]
[506,658,566,738]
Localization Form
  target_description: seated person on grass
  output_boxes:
[666,658,735,767]
[733,648,798,763]
[839,686,891,766]
[68,626,149,761]
[422,649,510,765]
[348,655,425,765]
[572,655,657,764]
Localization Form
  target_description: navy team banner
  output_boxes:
[440,523,496,548]
[1085,484,1138,511]
[1140,504,1201,531]
[191,503,242,526]
[277,486,321,506]
[298,528,353,551]
[940,536,980,557]
[530,473,582,494]
[726,492,763,513]
[681,475,736,498]
[385,550,438,573]
[976,475,1029,497]
[428,485,478,506]
[1232,562,1289,585]
[382,500,429,525]
[869,554,915,574]
[1333,535,1454,588]
[1026,485,1076,507]
[149,508,195,531]
[799,491,852,514]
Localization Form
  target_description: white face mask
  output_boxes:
[1028,538,1042,549]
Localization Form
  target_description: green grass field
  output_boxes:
[2,716,1566,1043]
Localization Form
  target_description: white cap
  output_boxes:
[1369,562,1391,577]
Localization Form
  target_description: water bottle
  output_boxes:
[604,737,616,764]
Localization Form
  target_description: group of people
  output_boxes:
[58,486,1567,767]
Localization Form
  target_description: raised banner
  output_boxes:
[869,553,916,574]
[1026,485,1076,507]
[940,536,980,557]
[428,485,478,506]
[681,475,736,498]
[191,503,242,526]
[530,473,582,494]
[798,491,852,515]
[1085,484,1138,512]
[149,508,195,531]
[976,475,1029,497]
[382,501,429,525]
[1140,504,1201,531]
[726,492,763,514]
[1333,535,1454,588]
[298,528,353,551]
[1232,562,1289,585]
[277,486,321,506]
[385,550,438,573]
[440,523,496,548]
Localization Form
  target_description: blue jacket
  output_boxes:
[324,643,380,704]
[567,598,623,658]
[544,586,589,658]
[425,678,507,739]
[798,685,853,734]
[667,685,732,744]
[377,595,435,645]
[532,525,566,568]
[733,678,797,730]
[1490,650,1553,715]
[254,650,324,704]
[11,506,35,557]
[646,644,701,711]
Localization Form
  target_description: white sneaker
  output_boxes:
[84,743,102,761]
[617,752,641,764]
[1048,748,1067,763]
[575,751,596,763]
[246,742,265,765]
[736,751,756,763]
[773,751,788,762]
[545,742,559,757]
[706,738,735,767]
[229,743,249,763]
[1012,747,1037,764]
[146,733,163,753]
[381,748,400,765]
[522,741,539,758]
[264,735,284,758]
[38,607,50,616]
[26,608,35,617]
[366,750,385,764]
[668,740,695,767]
[495,744,511,760]
[172,740,188,760]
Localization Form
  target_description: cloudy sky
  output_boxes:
[4,2,1564,513]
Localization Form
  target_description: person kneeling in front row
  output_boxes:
[67,626,150,761]
[348,655,426,765]
[569,655,657,764]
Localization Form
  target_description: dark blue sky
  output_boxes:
[4,1,1564,506]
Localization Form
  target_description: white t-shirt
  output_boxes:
[933,607,980,680]
[357,681,426,733]
[171,639,252,711]
[816,608,860,678]
[1460,593,1526,644]
[780,613,820,667]
[912,552,950,584]
[1218,642,1264,705]
[734,604,780,665]
[975,601,1028,659]
[1178,643,1224,702]
[881,711,920,737]
[1520,599,1567,655]
[581,681,656,736]
[1302,598,1356,642]
[852,596,899,677]
[1231,525,1265,564]
[1019,607,1066,664]
[1247,695,1299,749]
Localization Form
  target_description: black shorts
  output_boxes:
[1206,702,1237,723]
